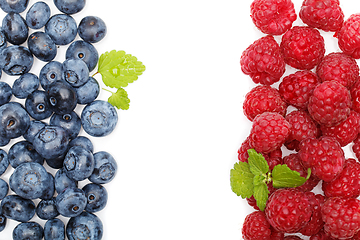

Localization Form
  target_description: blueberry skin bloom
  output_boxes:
[50,111,81,140]
[75,77,100,105]
[69,136,94,153]
[63,146,94,181]
[45,14,78,45]
[0,149,9,176]
[54,0,85,15]
[55,187,87,218]
[33,125,70,160]
[36,197,59,220]
[81,100,118,137]
[83,183,108,213]
[39,61,63,90]
[28,31,57,62]
[62,58,89,87]
[0,45,33,76]
[1,195,35,222]
[25,90,53,120]
[23,120,47,143]
[66,40,99,71]
[0,0,29,13]
[47,80,77,115]
[0,214,6,232]
[8,140,44,168]
[0,29,7,52]
[0,178,8,200]
[13,222,44,240]
[89,151,117,184]
[26,1,51,29]
[0,82,12,106]
[0,102,30,139]
[66,211,103,240]
[12,73,39,99]
[54,167,78,194]
[44,218,65,240]
[2,12,28,45]
[78,16,107,43]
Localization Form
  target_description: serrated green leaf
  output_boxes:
[253,175,269,211]
[107,87,130,110]
[272,164,310,188]
[230,162,255,199]
[248,149,269,176]
[98,50,126,73]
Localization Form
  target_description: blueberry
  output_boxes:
[26,1,51,29]
[54,167,78,194]
[1,195,35,222]
[9,162,51,199]
[69,136,94,153]
[78,16,106,43]
[89,151,117,184]
[0,28,7,52]
[25,90,53,120]
[45,14,77,45]
[66,40,99,71]
[23,120,47,143]
[36,197,59,220]
[0,81,12,106]
[0,178,8,200]
[75,77,100,105]
[82,183,108,213]
[28,31,57,62]
[81,100,118,137]
[50,111,81,139]
[39,61,64,90]
[0,0,29,13]
[0,102,30,139]
[12,73,39,99]
[55,187,87,217]
[33,125,69,160]
[0,214,6,232]
[54,0,86,15]
[0,137,9,147]
[62,58,90,87]
[8,140,44,168]
[0,149,9,176]
[47,80,78,115]
[46,153,66,169]
[44,218,65,240]
[63,146,94,181]
[66,211,103,240]
[0,45,33,76]
[2,12,28,45]
[13,221,44,240]
[41,172,55,200]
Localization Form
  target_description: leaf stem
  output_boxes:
[92,72,99,77]
[102,88,115,94]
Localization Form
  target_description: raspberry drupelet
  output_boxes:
[337,13,360,59]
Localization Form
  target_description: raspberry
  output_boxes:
[307,80,351,127]
[322,158,360,198]
[282,153,320,192]
[298,136,345,182]
[337,13,360,59]
[310,229,336,240]
[351,79,360,114]
[279,70,320,110]
[241,210,272,240]
[243,85,287,121]
[246,183,276,210]
[240,35,286,85]
[250,0,297,35]
[320,110,360,146]
[280,26,325,70]
[265,188,312,233]
[237,137,252,162]
[300,192,325,236]
[249,112,291,154]
[285,110,320,151]
[352,136,360,161]
[284,236,303,240]
[321,197,360,239]
[299,0,344,32]
[316,52,359,89]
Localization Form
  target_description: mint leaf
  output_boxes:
[253,175,269,211]
[106,87,130,110]
[248,149,269,176]
[272,164,311,188]
[230,162,255,199]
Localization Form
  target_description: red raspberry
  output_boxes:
[243,85,287,121]
[249,112,291,154]
[237,137,252,162]
[337,13,360,59]
[320,110,360,146]
[322,158,360,198]
[280,26,325,70]
[316,52,359,89]
[352,136,360,161]
[279,70,320,110]
[240,35,286,86]
[246,183,276,211]
[299,0,344,32]
[351,79,360,114]
[283,153,320,192]
[300,192,325,236]
[321,197,360,239]
[298,136,345,182]
[250,0,297,35]
[242,210,272,240]
[310,228,336,240]
[265,188,312,233]
[285,110,320,151]
[307,80,351,127]
[284,236,303,240]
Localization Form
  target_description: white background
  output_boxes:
[0,0,359,239]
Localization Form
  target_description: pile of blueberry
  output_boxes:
[0,0,119,239]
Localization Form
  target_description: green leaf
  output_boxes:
[230,161,255,199]
[271,164,311,188]
[107,87,130,110]
[247,149,269,176]
[253,175,269,211]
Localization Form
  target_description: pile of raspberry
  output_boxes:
[238,0,360,239]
